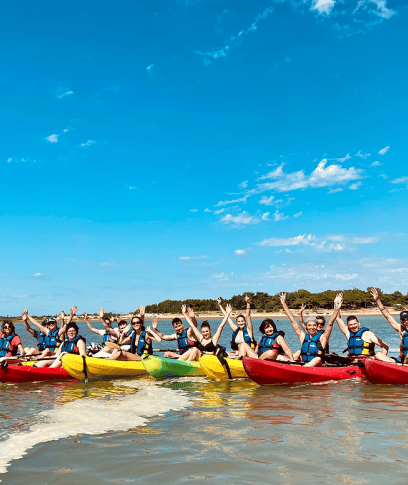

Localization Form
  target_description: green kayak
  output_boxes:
[142,355,205,378]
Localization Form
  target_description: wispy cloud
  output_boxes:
[195,6,274,64]
[80,140,95,147]
[179,255,208,261]
[355,150,371,159]
[311,0,336,15]
[391,177,408,185]
[146,64,154,74]
[349,181,362,190]
[234,249,247,256]
[220,211,270,227]
[190,209,199,212]
[238,180,248,189]
[294,211,303,218]
[274,210,288,222]
[45,134,58,143]
[216,195,248,206]
[58,90,73,99]
[370,161,381,166]
[378,145,390,155]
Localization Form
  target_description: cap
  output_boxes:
[305,317,318,324]
[47,317,57,324]
[400,311,408,322]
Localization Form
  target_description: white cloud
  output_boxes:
[391,177,408,185]
[58,90,73,99]
[329,187,343,194]
[262,212,270,221]
[355,150,371,159]
[204,208,211,213]
[196,6,274,64]
[369,0,396,19]
[371,161,381,166]
[311,0,336,15]
[179,255,208,261]
[336,153,351,163]
[234,249,246,256]
[220,211,261,226]
[129,186,136,190]
[216,195,248,206]
[80,140,95,147]
[238,180,248,189]
[190,209,199,212]
[274,210,288,222]
[32,273,42,277]
[7,158,12,162]
[45,134,58,143]
[252,159,363,194]
[211,272,228,281]
[349,181,362,190]
[259,195,276,206]
[378,146,390,155]
[294,211,303,218]
[214,208,225,215]
[146,64,154,74]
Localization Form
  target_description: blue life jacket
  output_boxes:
[102,331,112,344]
[0,334,17,357]
[60,335,86,354]
[44,329,60,351]
[257,331,285,357]
[347,327,374,357]
[231,326,253,351]
[177,328,194,353]
[34,330,47,351]
[301,332,324,362]
[400,329,408,361]
[130,330,153,356]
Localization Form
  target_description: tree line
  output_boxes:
[144,288,408,314]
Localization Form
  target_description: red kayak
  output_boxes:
[362,359,408,385]
[0,363,75,383]
[242,357,363,385]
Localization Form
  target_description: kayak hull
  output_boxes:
[242,357,363,385]
[142,355,204,378]
[199,355,248,379]
[0,363,73,383]
[362,359,408,385]
[62,354,146,380]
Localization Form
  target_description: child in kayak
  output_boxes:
[217,295,255,357]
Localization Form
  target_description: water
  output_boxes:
[1,316,407,484]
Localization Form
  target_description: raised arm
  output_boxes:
[280,293,304,340]
[186,307,198,328]
[145,325,162,343]
[321,293,343,348]
[21,311,35,336]
[59,306,77,340]
[151,319,176,341]
[370,287,401,332]
[276,336,294,361]
[138,306,145,323]
[24,308,48,333]
[213,304,232,345]
[244,295,254,339]
[335,311,349,338]
[182,305,202,341]
[298,304,307,332]
[83,313,101,335]
[217,298,237,331]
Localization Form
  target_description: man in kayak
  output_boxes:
[336,309,394,362]
[370,287,408,363]
[281,292,343,367]
[22,308,73,359]
[0,320,25,359]
[154,307,199,361]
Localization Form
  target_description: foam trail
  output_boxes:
[0,381,191,478]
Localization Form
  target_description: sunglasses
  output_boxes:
[3,325,11,329]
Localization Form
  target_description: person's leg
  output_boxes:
[259,349,278,361]
[163,351,180,359]
[375,352,396,363]
[238,342,258,358]
[303,356,322,367]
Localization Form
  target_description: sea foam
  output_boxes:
[0,380,191,478]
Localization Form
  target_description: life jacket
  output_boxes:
[347,327,375,357]
[0,334,17,357]
[315,330,330,353]
[60,335,86,355]
[44,328,60,351]
[257,331,284,357]
[130,330,153,356]
[301,332,324,363]
[102,331,115,344]
[231,326,254,351]
[176,328,195,353]
[400,329,408,361]
[36,332,47,351]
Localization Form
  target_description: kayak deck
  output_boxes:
[62,354,146,380]
[142,355,204,378]
[243,357,363,385]
[0,363,73,383]
[199,355,248,379]
[362,359,408,385]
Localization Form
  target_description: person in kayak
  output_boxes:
[336,309,394,362]
[217,295,255,357]
[369,287,407,362]
[109,316,162,361]
[0,320,25,358]
[182,304,231,358]
[281,292,343,367]
[299,314,330,355]
[154,307,199,361]
[83,311,119,347]
[35,322,87,368]
[22,308,69,358]
[256,319,294,361]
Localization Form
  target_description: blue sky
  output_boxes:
[1,0,407,315]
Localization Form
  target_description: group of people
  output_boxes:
[1,287,408,368]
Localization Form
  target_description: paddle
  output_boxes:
[82,356,88,385]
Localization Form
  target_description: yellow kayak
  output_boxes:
[199,355,248,380]
[61,354,147,380]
